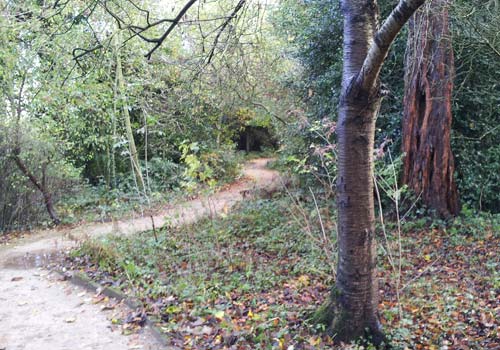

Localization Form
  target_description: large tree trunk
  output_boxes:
[327,0,425,345]
[402,0,459,217]
[332,0,383,342]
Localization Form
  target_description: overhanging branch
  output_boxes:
[143,0,198,59]
[204,0,246,65]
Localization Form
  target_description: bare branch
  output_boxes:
[205,0,246,65]
[143,0,198,59]
[72,45,103,66]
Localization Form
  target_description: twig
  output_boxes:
[150,215,158,243]
[400,256,442,292]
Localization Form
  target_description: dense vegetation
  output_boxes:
[1,0,499,348]
[0,0,285,230]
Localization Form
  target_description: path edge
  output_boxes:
[53,269,171,349]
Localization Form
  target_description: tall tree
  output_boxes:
[402,0,459,217]
[114,34,146,195]
[328,0,425,344]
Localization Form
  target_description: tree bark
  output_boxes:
[12,153,61,225]
[402,0,459,218]
[10,73,60,226]
[114,35,146,195]
[328,0,425,345]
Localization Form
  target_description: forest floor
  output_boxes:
[0,158,281,350]
[64,196,500,349]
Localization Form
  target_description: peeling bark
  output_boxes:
[402,0,459,218]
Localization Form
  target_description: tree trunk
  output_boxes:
[327,0,426,345]
[10,73,60,226]
[245,130,251,153]
[402,0,459,218]
[12,153,61,225]
[115,37,146,195]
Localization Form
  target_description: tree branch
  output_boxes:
[143,0,198,59]
[205,0,246,65]
[356,0,426,92]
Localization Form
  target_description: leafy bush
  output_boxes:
[0,124,79,232]
[145,157,183,192]
[179,141,242,191]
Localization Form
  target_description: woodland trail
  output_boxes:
[0,158,281,350]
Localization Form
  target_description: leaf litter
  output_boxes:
[64,198,500,349]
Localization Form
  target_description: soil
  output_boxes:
[0,158,281,350]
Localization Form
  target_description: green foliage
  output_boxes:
[447,206,500,238]
[146,158,183,192]
[0,118,80,231]
[0,0,282,232]
[275,0,499,214]
[70,195,339,348]
[450,1,500,212]
[179,141,242,191]
[274,0,343,117]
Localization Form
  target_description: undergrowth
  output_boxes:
[68,196,500,349]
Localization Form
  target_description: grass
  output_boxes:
[67,195,500,349]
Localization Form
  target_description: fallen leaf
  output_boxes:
[214,310,225,320]
[101,304,115,311]
[11,276,23,282]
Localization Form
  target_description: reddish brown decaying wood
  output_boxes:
[402,0,459,218]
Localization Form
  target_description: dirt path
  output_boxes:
[0,158,281,350]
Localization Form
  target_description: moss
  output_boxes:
[312,286,389,349]
[309,300,335,327]
[308,285,341,327]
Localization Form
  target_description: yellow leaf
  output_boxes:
[297,275,310,287]
[424,254,431,262]
[274,337,285,349]
[308,336,321,346]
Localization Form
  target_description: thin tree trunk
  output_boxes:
[402,0,459,217]
[114,37,146,195]
[12,153,60,225]
[143,112,151,194]
[327,0,426,345]
[111,83,118,189]
[10,73,60,225]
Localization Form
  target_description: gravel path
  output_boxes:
[0,158,280,350]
